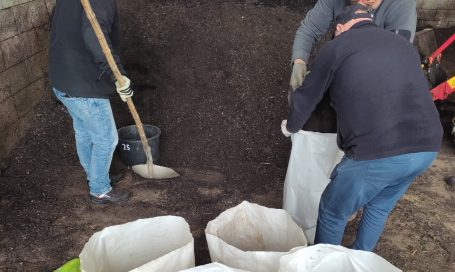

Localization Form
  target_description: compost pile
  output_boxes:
[0,1,454,271]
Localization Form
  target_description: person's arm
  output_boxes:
[383,0,417,42]
[287,42,337,133]
[291,0,336,63]
[81,0,126,81]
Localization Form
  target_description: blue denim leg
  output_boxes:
[315,157,372,246]
[315,152,437,250]
[352,152,437,250]
[63,101,92,177]
[53,88,118,196]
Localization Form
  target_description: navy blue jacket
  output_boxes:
[49,0,125,98]
[287,21,442,160]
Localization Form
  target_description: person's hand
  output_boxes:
[115,75,134,102]
[290,60,307,91]
[281,120,292,137]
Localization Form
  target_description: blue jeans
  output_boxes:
[53,88,118,196]
[314,152,437,251]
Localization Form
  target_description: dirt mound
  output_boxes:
[0,1,454,271]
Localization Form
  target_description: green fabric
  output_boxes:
[54,258,80,272]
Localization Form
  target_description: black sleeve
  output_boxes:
[81,0,125,82]
[286,42,337,133]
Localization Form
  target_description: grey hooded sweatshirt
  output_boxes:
[291,0,417,62]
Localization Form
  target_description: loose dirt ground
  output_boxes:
[0,1,454,271]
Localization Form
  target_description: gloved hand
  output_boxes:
[281,120,291,137]
[289,60,307,91]
[115,75,134,102]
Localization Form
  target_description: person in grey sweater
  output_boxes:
[290,0,417,92]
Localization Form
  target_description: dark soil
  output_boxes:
[0,1,454,271]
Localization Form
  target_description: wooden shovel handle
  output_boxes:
[80,0,153,164]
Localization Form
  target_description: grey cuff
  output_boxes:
[291,52,309,65]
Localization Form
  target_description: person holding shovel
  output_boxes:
[282,4,442,251]
[49,0,132,204]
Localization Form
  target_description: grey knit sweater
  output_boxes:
[291,0,417,62]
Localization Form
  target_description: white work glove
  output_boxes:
[289,60,307,92]
[281,120,292,137]
[115,75,134,102]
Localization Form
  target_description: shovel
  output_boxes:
[81,0,179,179]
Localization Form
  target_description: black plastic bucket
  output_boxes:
[117,125,160,166]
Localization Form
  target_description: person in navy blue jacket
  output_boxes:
[282,4,442,250]
[49,0,133,204]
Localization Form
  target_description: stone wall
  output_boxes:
[417,0,455,28]
[0,0,55,170]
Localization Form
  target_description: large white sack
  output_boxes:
[279,244,402,272]
[283,131,343,244]
[181,262,249,271]
[79,216,195,272]
[205,201,307,272]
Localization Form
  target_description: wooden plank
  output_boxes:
[0,46,4,72]
[0,8,18,41]
[0,29,40,69]
[0,0,32,10]
[414,28,438,58]
[12,0,49,33]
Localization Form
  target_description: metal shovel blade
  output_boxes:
[131,147,179,179]
[132,163,180,179]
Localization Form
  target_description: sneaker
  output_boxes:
[109,173,124,185]
[446,176,455,186]
[89,188,131,205]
